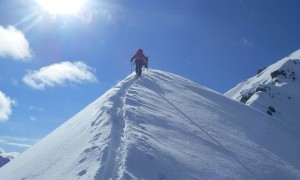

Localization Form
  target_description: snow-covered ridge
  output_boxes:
[225,50,300,131]
[1,69,300,179]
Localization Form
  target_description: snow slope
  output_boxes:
[225,49,300,132]
[0,69,300,179]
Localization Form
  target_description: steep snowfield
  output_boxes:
[1,69,300,179]
[225,49,300,132]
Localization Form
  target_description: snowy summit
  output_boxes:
[0,69,300,179]
[225,49,300,132]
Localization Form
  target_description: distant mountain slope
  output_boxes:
[0,148,19,168]
[0,69,300,180]
[225,49,300,132]
[0,156,9,168]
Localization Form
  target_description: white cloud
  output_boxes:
[23,61,98,90]
[0,26,32,60]
[0,148,20,160]
[0,91,16,122]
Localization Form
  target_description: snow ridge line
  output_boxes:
[95,76,138,180]
[115,73,152,179]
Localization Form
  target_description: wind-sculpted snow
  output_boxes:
[1,69,300,179]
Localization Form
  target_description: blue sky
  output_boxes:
[1,0,300,153]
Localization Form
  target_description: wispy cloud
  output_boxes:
[0,136,36,150]
[11,79,19,86]
[29,105,44,112]
[30,116,37,121]
[231,37,254,48]
[0,91,16,122]
[23,61,98,90]
[0,25,32,60]
[242,38,254,47]
[0,136,36,142]
[5,142,32,148]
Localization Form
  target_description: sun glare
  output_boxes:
[35,0,86,15]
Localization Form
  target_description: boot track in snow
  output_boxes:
[95,75,139,180]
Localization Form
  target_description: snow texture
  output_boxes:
[0,69,300,180]
[225,49,300,133]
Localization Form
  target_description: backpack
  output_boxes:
[143,56,148,68]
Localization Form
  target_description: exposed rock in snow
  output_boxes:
[225,49,300,132]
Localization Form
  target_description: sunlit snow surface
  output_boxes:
[1,69,299,179]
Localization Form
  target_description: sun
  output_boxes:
[35,0,86,15]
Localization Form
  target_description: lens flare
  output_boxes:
[35,0,86,15]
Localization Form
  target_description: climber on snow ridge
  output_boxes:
[130,49,148,78]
